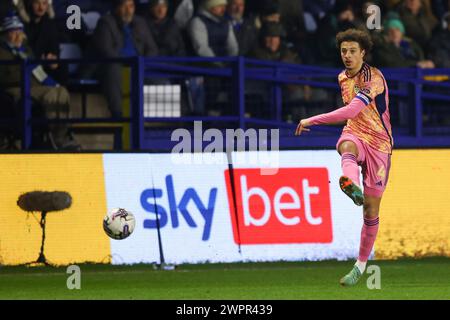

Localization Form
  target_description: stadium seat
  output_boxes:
[59,42,83,75]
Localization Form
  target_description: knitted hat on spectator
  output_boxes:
[385,18,405,34]
[204,0,227,10]
[149,0,168,8]
[1,12,24,33]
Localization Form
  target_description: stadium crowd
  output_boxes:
[0,0,449,150]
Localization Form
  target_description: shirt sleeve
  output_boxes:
[305,96,368,125]
[358,72,385,101]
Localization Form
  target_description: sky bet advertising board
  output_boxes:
[103,151,363,265]
[2,150,448,266]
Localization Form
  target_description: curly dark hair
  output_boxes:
[336,29,373,53]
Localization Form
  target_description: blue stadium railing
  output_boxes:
[1,56,450,150]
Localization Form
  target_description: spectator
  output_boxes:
[373,18,434,68]
[91,0,158,117]
[250,1,281,39]
[14,0,54,23]
[258,0,281,25]
[314,1,365,67]
[398,0,438,50]
[250,22,298,63]
[22,0,67,85]
[278,0,307,46]
[303,0,336,21]
[171,0,199,30]
[430,0,449,21]
[428,12,450,68]
[0,12,79,150]
[225,0,257,56]
[188,0,238,57]
[250,22,315,105]
[145,0,186,56]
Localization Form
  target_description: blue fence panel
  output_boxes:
[1,57,449,151]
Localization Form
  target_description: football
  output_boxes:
[103,208,136,240]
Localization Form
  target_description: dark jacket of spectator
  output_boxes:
[399,0,438,49]
[92,13,158,58]
[21,1,67,84]
[25,14,58,59]
[249,23,300,64]
[373,35,424,67]
[146,15,186,56]
[373,17,436,68]
[278,0,306,45]
[90,1,158,118]
[0,12,80,150]
[0,14,57,88]
[227,15,257,56]
[188,3,238,57]
[225,0,258,57]
[251,42,299,63]
[0,39,38,88]
[428,24,450,68]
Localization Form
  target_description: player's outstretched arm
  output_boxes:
[294,94,369,136]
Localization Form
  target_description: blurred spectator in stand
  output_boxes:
[373,18,434,68]
[0,12,80,150]
[247,0,281,35]
[428,12,450,68]
[314,1,365,67]
[14,0,54,23]
[187,0,239,116]
[250,22,327,116]
[430,0,449,21]
[145,0,186,56]
[398,0,438,50]
[21,0,68,85]
[249,0,306,43]
[278,0,307,48]
[258,0,281,25]
[425,10,450,125]
[91,0,158,117]
[171,0,203,30]
[250,22,297,63]
[225,0,257,56]
[188,0,238,58]
[373,17,433,127]
[303,0,336,21]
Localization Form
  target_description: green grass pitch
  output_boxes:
[0,258,448,300]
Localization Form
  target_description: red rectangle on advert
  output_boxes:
[224,168,333,244]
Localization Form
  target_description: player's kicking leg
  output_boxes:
[338,140,364,206]
[340,195,381,286]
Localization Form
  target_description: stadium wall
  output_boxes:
[0,150,448,266]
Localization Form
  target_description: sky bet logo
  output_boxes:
[224,168,333,244]
[140,168,332,244]
[140,175,217,241]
